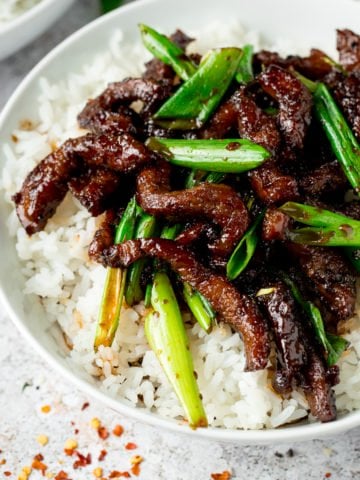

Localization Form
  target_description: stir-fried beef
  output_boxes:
[258,65,312,151]
[286,243,356,321]
[98,237,270,371]
[14,26,360,425]
[68,166,121,217]
[136,160,250,257]
[337,29,360,72]
[257,281,307,392]
[14,132,154,233]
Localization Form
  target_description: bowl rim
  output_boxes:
[1,0,360,444]
[0,0,74,35]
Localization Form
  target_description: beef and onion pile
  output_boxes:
[12,24,360,428]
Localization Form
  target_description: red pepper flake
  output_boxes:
[81,402,90,411]
[131,464,141,476]
[98,449,107,462]
[109,471,131,478]
[97,426,109,440]
[73,451,92,469]
[211,471,232,480]
[325,474,332,479]
[4,472,12,477]
[31,454,48,475]
[112,424,124,437]
[55,471,71,480]
[125,442,137,450]
[74,429,79,435]
[64,449,75,457]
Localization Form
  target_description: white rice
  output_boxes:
[2,20,360,430]
[0,0,41,26]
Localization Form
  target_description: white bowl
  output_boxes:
[0,0,75,60]
[1,0,360,444]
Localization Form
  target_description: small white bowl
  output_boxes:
[0,0,75,60]
[1,0,360,444]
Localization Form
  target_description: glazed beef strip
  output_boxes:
[258,65,313,151]
[136,160,250,257]
[337,28,360,72]
[299,160,348,198]
[14,132,154,234]
[78,78,172,131]
[68,166,121,217]
[257,281,307,393]
[96,237,270,371]
[286,243,356,322]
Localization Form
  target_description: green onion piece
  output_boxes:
[125,212,158,306]
[294,70,317,93]
[145,272,208,428]
[204,171,227,184]
[282,274,348,366]
[226,211,265,280]
[144,283,152,308]
[313,82,360,194]
[100,0,123,13]
[279,201,360,247]
[139,24,197,81]
[94,197,140,349]
[236,44,254,84]
[146,138,270,173]
[183,283,214,333]
[154,48,242,130]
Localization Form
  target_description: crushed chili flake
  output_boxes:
[54,471,71,480]
[211,471,232,480]
[325,474,332,479]
[97,427,109,440]
[31,457,47,475]
[112,425,124,437]
[11,134,18,143]
[4,471,11,476]
[98,450,107,462]
[81,402,90,411]
[64,439,77,452]
[64,449,75,457]
[109,471,130,478]
[125,443,137,450]
[130,464,140,477]
[130,456,143,465]
[74,429,79,435]
[73,451,92,469]
[41,405,51,414]
[0,458,6,465]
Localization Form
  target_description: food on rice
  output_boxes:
[3,21,360,430]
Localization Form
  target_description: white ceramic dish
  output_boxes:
[1,0,360,444]
[0,0,75,60]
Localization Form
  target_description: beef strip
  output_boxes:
[257,281,307,393]
[14,132,153,234]
[258,65,313,151]
[68,166,121,216]
[78,78,172,129]
[337,28,360,72]
[254,49,333,80]
[286,243,356,322]
[299,160,348,197]
[261,208,291,242]
[136,160,250,257]
[96,237,270,371]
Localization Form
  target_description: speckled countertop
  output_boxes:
[1,1,360,479]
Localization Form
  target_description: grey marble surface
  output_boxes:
[1,1,360,478]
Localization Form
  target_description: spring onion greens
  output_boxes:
[146,138,270,173]
[154,48,242,129]
[236,44,254,84]
[226,210,265,280]
[281,274,348,366]
[279,202,360,247]
[139,24,197,81]
[100,0,123,14]
[94,197,141,349]
[145,272,208,428]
